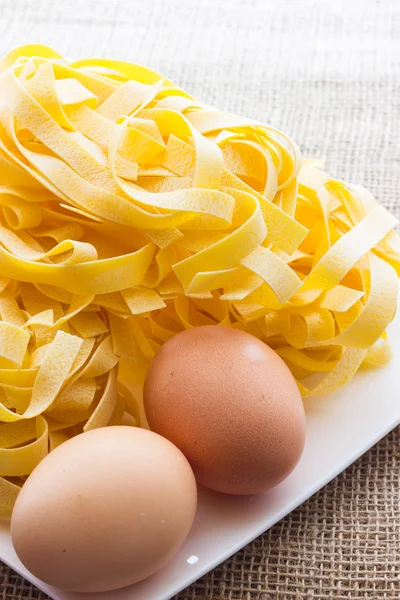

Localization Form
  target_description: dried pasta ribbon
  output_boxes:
[0,44,398,510]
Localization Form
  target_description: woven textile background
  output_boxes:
[0,0,399,598]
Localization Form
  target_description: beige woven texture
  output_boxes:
[0,0,399,598]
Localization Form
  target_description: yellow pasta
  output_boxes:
[0,44,399,513]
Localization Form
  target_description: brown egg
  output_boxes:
[144,326,306,495]
[11,427,197,593]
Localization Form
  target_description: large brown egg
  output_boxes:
[144,326,306,495]
[11,427,197,592]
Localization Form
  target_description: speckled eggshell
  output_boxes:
[11,427,197,593]
[144,326,306,495]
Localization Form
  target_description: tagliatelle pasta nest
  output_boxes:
[0,44,399,513]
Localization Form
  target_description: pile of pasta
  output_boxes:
[0,44,399,514]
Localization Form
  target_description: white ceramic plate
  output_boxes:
[2,307,400,600]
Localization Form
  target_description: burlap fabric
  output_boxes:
[0,0,399,598]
